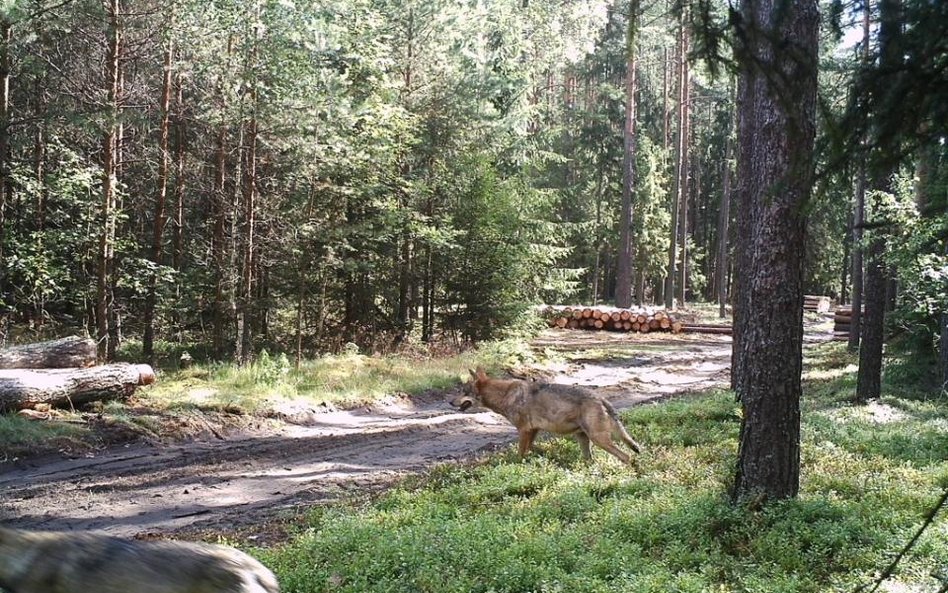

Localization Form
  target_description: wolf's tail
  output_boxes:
[604,401,643,454]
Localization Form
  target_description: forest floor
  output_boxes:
[0,318,834,543]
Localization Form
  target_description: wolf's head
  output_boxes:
[449,367,488,412]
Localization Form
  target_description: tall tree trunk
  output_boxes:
[716,105,733,319]
[848,0,871,353]
[171,72,187,342]
[97,0,121,361]
[591,158,605,305]
[212,36,234,359]
[238,112,258,365]
[676,23,690,307]
[840,218,850,304]
[857,219,886,402]
[848,168,866,351]
[732,0,818,502]
[614,1,639,309]
[664,16,685,311]
[856,0,901,403]
[0,18,10,312]
[143,20,174,362]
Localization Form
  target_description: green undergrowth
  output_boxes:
[260,342,948,593]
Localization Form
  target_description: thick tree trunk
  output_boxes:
[143,25,175,362]
[614,2,638,309]
[0,364,155,412]
[732,0,818,502]
[0,337,97,369]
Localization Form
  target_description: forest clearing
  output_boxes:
[0,0,947,591]
[0,325,734,539]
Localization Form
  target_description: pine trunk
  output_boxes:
[664,17,685,311]
[238,113,257,365]
[0,337,97,369]
[716,102,733,319]
[856,0,900,403]
[0,19,10,307]
[0,364,156,412]
[97,0,121,361]
[614,2,638,309]
[677,23,690,307]
[143,25,174,362]
[732,0,818,502]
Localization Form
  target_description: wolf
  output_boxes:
[450,367,643,464]
[0,526,280,593]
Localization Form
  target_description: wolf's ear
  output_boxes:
[469,368,477,380]
[475,366,487,379]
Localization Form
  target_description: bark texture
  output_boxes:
[0,337,97,369]
[732,0,819,502]
[614,1,639,309]
[0,364,155,411]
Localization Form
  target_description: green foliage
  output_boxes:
[442,160,533,341]
[261,360,948,592]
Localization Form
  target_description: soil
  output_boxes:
[0,326,823,543]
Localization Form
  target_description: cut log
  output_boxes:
[680,324,732,335]
[803,295,831,313]
[0,337,97,370]
[0,363,156,412]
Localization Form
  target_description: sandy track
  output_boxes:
[0,330,734,538]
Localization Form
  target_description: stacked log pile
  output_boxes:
[833,305,857,338]
[544,306,732,335]
[0,337,156,413]
[804,295,832,313]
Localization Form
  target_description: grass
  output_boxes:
[0,339,531,456]
[257,342,948,593]
[143,339,531,413]
[0,413,90,460]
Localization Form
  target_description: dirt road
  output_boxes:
[0,330,733,538]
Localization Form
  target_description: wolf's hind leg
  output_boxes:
[588,430,632,464]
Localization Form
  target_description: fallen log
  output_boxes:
[681,324,733,335]
[0,364,156,412]
[0,336,97,369]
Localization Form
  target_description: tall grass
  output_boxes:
[144,340,532,413]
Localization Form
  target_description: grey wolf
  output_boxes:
[0,526,279,593]
[451,367,643,464]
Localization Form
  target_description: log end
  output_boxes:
[137,364,157,386]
